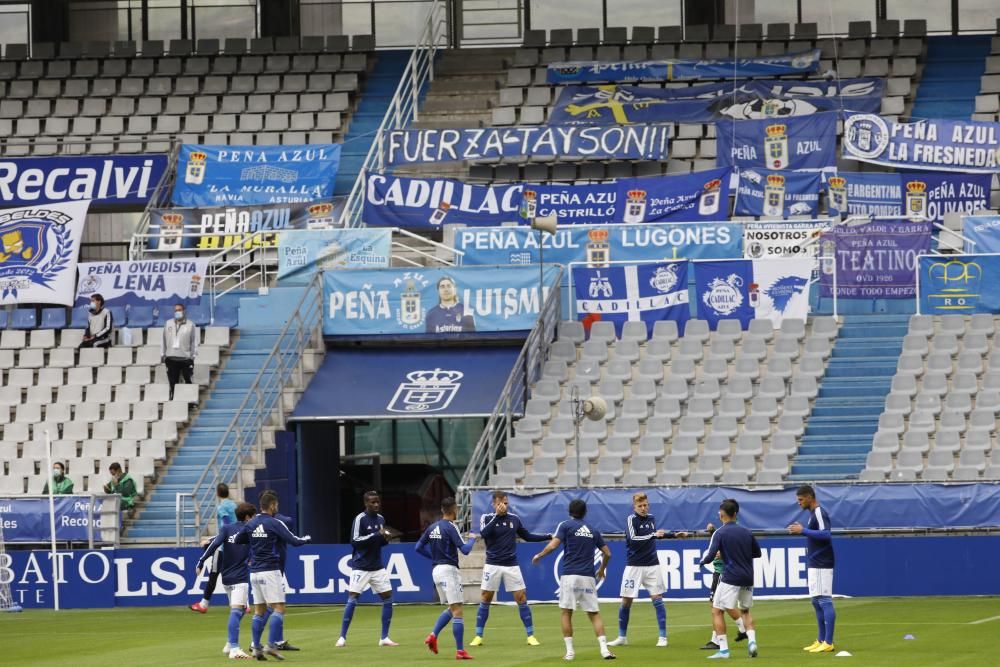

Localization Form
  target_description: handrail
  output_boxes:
[456,264,564,529]
[184,273,324,543]
[338,0,448,228]
[129,139,181,261]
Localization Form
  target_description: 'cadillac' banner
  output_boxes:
[171,144,342,207]
[743,221,825,259]
[550,78,884,125]
[918,254,1000,314]
[384,126,671,166]
[546,49,821,84]
[277,229,392,285]
[819,221,933,299]
[75,258,210,309]
[734,169,823,218]
[963,215,1000,253]
[364,173,522,229]
[717,112,837,172]
[843,114,1000,173]
[573,260,690,337]
[148,199,345,250]
[826,172,991,225]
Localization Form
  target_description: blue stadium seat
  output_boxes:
[41,307,68,329]
[155,308,173,326]
[212,304,238,328]
[0,310,7,330]
[187,304,210,326]
[109,305,127,327]
[10,308,37,330]
[69,306,89,329]
[128,306,155,328]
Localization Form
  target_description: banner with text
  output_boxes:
[819,221,932,298]
[363,173,522,229]
[962,215,1000,253]
[826,172,991,224]
[717,112,838,172]
[546,49,821,84]
[171,144,341,207]
[384,126,671,166]
[573,260,690,336]
[734,169,823,218]
[843,114,1000,172]
[918,254,1000,314]
[0,155,168,207]
[695,258,814,329]
[0,200,89,306]
[323,265,560,336]
[0,496,107,543]
[75,258,210,309]
[277,229,391,285]
[744,221,825,259]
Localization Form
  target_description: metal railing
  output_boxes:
[129,141,181,261]
[338,0,448,228]
[183,274,324,543]
[456,264,564,528]
[175,492,198,547]
[0,494,120,548]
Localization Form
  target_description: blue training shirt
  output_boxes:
[625,513,676,567]
[197,521,250,586]
[555,518,606,578]
[415,519,475,566]
[801,506,835,569]
[480,512,550,567]
[234,513,310,573]
[700,521,761,587]
[217,498,238,530]
[425,303,475,333]
[350,511,388,571]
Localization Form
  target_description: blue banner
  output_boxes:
[827,172,991,224]
[363,173,523,229]
[384,126,671,166]
[843,113,1000,173]
[819,221,932,298]
[171,144,341,207]
[734,170,822,217]
[550,78,884,125]
[277,229,391,285]
[963,214,1000,253]
[0,496,107,543]
[695,258,814,329]
[75,258,210,309]
[717,112,838,172]
[546,49,821,84]
[918,254,1000,314]
[454,222,742,267]
[0,155,167,207]
[573,260,690,336]
[323,265,560,336]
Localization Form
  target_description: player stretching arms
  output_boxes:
[533,498,616,661]
[416,497,477,660]
[197,502,257,660]
[470,490,551,647]
[608,492,688,648]
[235,489,312,661]
[788,485,836,654]
[699,499,760,660]
[337,491,398,648]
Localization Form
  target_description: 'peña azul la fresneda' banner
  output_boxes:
[364,173,523,229]
[277,229,391,285]
[546,49,821,84]
[323,264,561,336]
[734,169,823,218]
[0,155,167,207]
[842,114,1000,172]
[717,112,837,173]
[826,171,991,224]
[75,258,210,309]
[918,254,1000,314]
[171,144,342,207]
[383,126,671,166]
[0,200,89,306]
[819,221,932,299]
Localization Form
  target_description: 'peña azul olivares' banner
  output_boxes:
[826,172,991,224]
[842,114,1000,172]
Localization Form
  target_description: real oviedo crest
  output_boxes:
[387,368,464,413]
[764,123,789,170]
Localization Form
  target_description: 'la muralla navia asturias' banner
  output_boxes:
[825,172,991,225]
[0,155,168,207]
[363,173,523,229]
[717,112,838,172]
[0,200,89,306]
[75,258,210,309]
[842,114,1000,172]
[550,78,884,125]
[323,265,561,336]
[918,254,1000,314]
[546,49,821,84]
[383,126,671,166]
[171,144,342,207]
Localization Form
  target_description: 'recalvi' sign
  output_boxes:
[0,155,168,207]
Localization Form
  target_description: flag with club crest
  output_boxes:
[573,260,690,337]
[695,258,815,329]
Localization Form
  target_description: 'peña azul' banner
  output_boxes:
[0,155,167,207]
[918,254,1000,314]
[364,173,522,229]
[0,496,108,543]
[717,112,837,173]
[277,229,391,285]
[962,214,1000,253]
[819,221,932,299]
[75,258,210,309]
[734,169,823,218]
[826,172,991,224]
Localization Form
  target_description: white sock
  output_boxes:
[717,635,729,652]
[747,629,756,643]
[711,631,718,643]
[564,637,574,653]
[200,599,210,609]
[598,636,608,653]
[735,617,746,633]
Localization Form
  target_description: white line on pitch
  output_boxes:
[969,615,1000,625]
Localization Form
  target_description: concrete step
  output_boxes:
[421,94,494,113]
[432,77,501,93]
[411,113,490,129]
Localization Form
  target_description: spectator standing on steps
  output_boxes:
[80,293,113,349]
[161,303,199,400]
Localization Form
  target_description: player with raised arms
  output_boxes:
[788,484,836,654]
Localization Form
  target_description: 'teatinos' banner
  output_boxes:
[843,114,1000,172]
[819,221,932,299]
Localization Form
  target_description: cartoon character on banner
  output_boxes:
[0,210,73,300]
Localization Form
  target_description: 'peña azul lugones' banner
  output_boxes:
[0,155,168,207]
[843,114,1000,172]
[363,173,523,229]
[75,258,210,309]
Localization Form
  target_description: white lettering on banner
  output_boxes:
[682,549,706,590]
[386,552,420,592]
[0,553,12,585]
[366,175,523,215]
[150,557,187,596]
[301,554,336,593]
[78,552,111,585]
[653,547,808,591]
[115,558,148,596]
[756,548,785,587]
[214,148,332,163]
[787,547,808,587]
[455,226,733,253]
[0,159,156,202]
[19,553,46,585]
[328,286,548,323]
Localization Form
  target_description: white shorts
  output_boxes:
[808,568,834,597]
[558,575,599,613]
[712,581,753,611]
[225,582,250,608]
[620,565,666,598]
[433,564,464,605]
[481,564,526,593]
[250,570,286,605]
[348,568,392,595]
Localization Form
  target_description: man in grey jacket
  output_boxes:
[161,303,199,399]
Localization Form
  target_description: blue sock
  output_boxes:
[476,602,490,637]
[819,596,836,644]
[251,614,265,648]
[262,607,274,625]
[341,597,358,638]
[518,602,534,636]
[381,596,394,640]
[618,604,631,638]
[268,611,284,646]
[432,609,453,637]
[453,617,465,651]
[227,607,245,647]
[812,597,826,642]
[653,598,667,638]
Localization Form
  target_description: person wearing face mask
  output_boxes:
[102,462,137,509]
[161,302,199,400]
[80,293,113,349]
[42,461,74,495]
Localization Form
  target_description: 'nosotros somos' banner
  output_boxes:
[0,155,167,207]
[717,112,837,172]
[819,221,933,299]
[843,114,1000,173]
[546,49,821,84]
[364,173,523,229]
[384,126,671,166]
[75,258,210,309]
[826,172,991,225]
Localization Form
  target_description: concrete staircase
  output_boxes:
[911,35,991,120]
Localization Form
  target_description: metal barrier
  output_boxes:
[456,264,564,528]
[175,493,198,547]
[128,140,181,261]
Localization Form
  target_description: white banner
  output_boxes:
[751,257,815,327]
[76,258,210,309]
[744,221,824,259]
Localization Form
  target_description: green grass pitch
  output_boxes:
[2,597,997,665]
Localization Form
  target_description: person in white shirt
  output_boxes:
[161,303,199,399]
